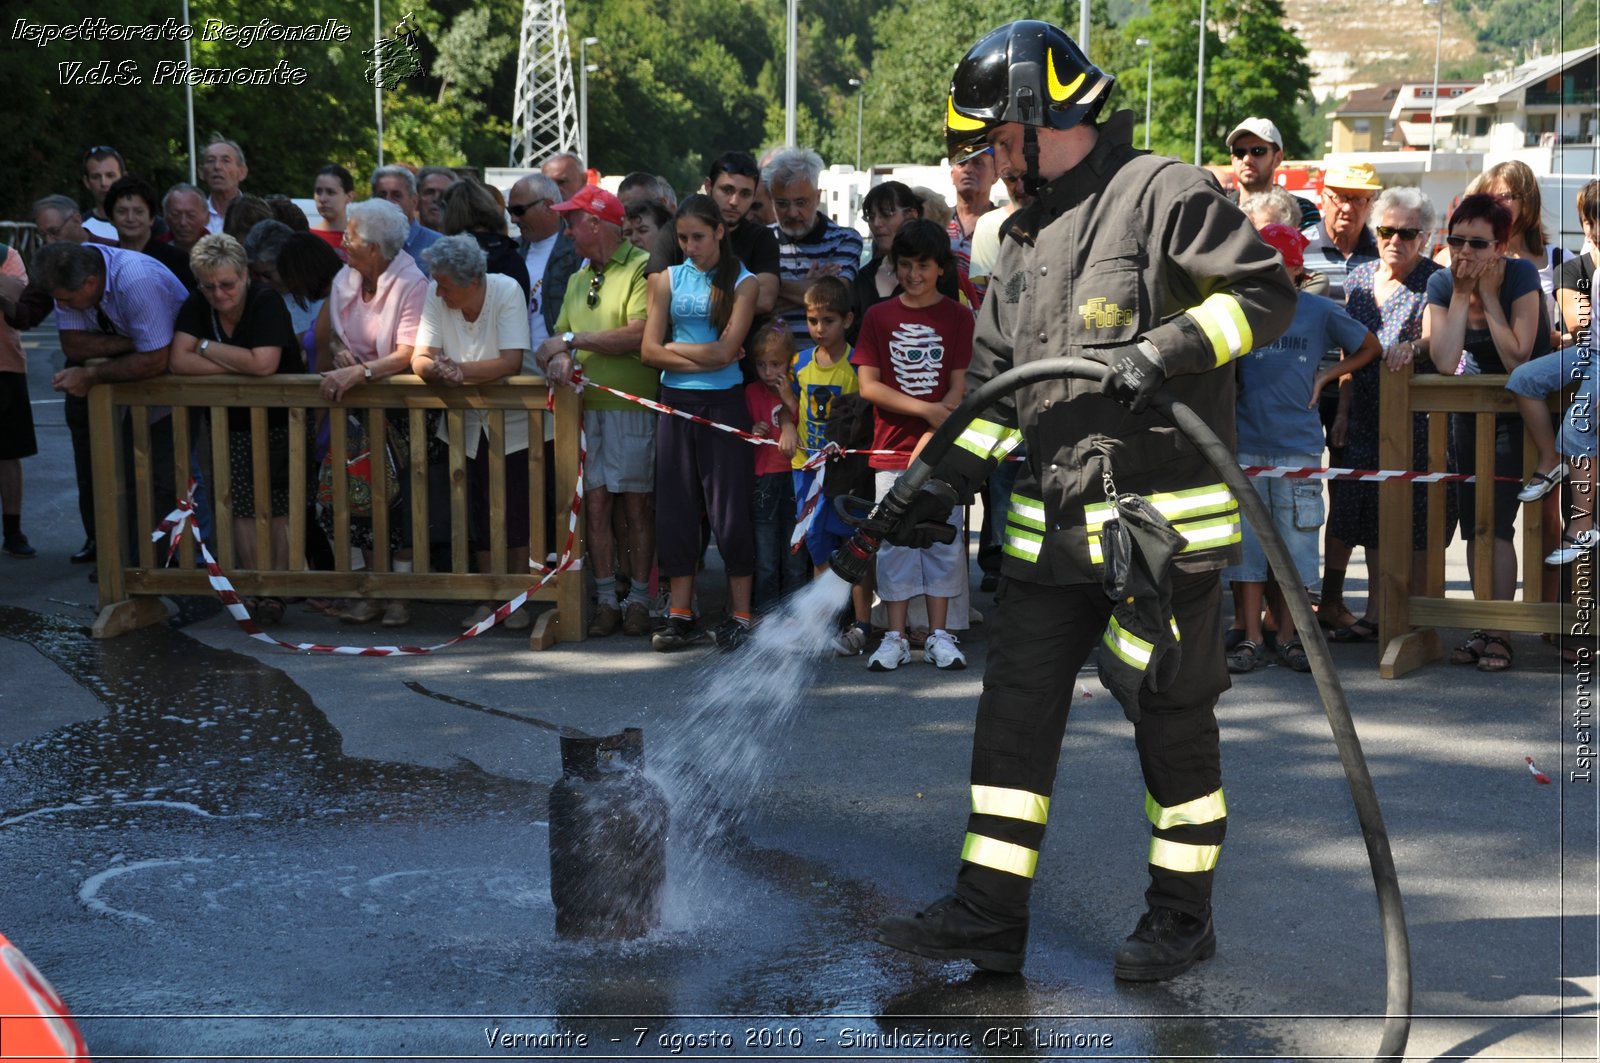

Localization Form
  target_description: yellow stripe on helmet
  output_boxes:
[946,95,988,132]
[1046,51,1086,104]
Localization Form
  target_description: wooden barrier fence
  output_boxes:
[1376,367,1570,678]
[87,375,588,649]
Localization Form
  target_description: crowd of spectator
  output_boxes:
[0,125,1593,675]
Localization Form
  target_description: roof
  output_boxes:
[1439,43,1600,116]
[1388,82,1480,119]
[1332,81,1404,117]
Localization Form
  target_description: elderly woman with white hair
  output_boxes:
[169,233,305,621]
[410,234,534,629]
[313,197,428,627]
[1321,184,1452,643]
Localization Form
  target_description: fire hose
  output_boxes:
[830,356,1410,1063]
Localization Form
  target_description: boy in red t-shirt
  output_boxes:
[852,220,972,671]
[746,326,801,611]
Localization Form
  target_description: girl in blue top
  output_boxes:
[641,194,761,651]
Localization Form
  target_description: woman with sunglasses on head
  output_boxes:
[851,181,974,343]
[1320,187,1453,644]
[1422,193,1552,673]
[1464,161,1569,351]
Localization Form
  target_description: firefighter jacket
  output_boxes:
[944,109,1297,587]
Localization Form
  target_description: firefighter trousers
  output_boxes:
[956,570,1230,923]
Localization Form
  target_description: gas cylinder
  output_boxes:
[548,727,668,939]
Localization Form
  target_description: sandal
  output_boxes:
[1226,640,1260,674]
[1317,604,1357,631]
[1330,617,1377,643]
[1450,629,1488,665]
[256,596,287,624]
[1516,462,1568,503]
[1279,638,1311,672]
[1476,634,1513,673]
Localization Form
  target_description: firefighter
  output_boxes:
[873,20,1296,979]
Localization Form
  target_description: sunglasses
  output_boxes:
[507,198,548,217]
[1376,226,1422,241]
[1445,235,1493,250]
[1230,145,1272,159]
[586,272,605,308]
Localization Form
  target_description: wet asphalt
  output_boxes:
[1,327,1594,1061]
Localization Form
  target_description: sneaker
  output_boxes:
[3,534,36,559]
[1546,527,1600,566]
[874,894,1027,973]
[588,601,621,637]
[1112,906,1217,982]
[924,629,967,670]
[380,600,411,627]
[621,600,652,636]
[1517,461,1569,503]
[651,615,703,652]
[834,622,870,656]
[503,606,532,631]
[868,631,911,671]
[712,617,753,652]
[461,603,495,629]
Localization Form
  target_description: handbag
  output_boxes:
[317,415,401,516]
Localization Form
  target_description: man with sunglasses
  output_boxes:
[537,187,657,638]
[1302,162,1382,304]
[1223,118,1320,231]
[508,173,579,351]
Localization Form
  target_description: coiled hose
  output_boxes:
[867,357,1410,1062]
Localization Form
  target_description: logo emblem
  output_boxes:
[1079,297,1136,329]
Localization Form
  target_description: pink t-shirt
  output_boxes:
[0,247,26,375]
[745,380,792,477]
[328,252,428,362]
[851,295,973,470]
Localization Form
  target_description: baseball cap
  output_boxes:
[1225,117,1282,150]
[1257,223,1308,272]
[551,185,625,226]
[1322,162,1382,192]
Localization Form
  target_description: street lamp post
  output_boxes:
[1424,0,1444,172]
[579,36,600,165]
[1135,37,1152,152]
[848,77,864,171]
[785,0,798,145]
[1193,0,1207,167]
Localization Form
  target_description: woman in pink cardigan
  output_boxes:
[314,198,428,627]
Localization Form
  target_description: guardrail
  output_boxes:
[1376,368,1570,678]
[87,374,588,649]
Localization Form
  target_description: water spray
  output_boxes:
[833,357,1411,1063]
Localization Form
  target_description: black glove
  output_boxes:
[880,480,960,549]
[1099,341,1166,414]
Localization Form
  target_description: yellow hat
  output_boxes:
[1322,162,1382,192]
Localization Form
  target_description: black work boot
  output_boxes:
[1112,906,1216,981]
[874,894,1026,974]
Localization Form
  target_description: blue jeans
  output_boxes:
[1223,451,1323,591]
[1506,344,1598,462]
[752,471,806,609]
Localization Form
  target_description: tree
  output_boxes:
[1118,0,1314,163]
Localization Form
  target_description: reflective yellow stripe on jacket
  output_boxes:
[1084,484,1239,564]
[954,418,1024,462]
[1101,615,1181,670]
[1002,491,1045,563]
[1187,291,1254,368]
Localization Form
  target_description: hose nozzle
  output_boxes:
[827,462,956,585]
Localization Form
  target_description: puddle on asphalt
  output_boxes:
[0,603,1262,1059]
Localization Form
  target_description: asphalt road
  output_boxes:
[0,325,1595,1061]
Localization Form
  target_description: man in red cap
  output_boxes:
[1220,222,1380,674]
[535,185,658,638]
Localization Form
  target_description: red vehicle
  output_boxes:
[0,931,90,1061]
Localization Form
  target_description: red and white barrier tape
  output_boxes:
[152,425,589,656]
